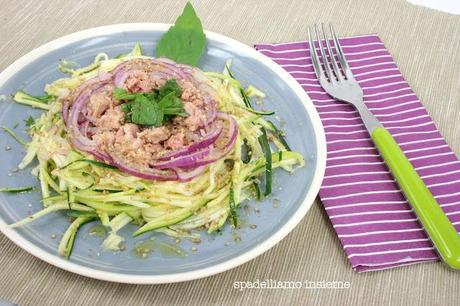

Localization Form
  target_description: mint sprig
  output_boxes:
[113,79,187,127]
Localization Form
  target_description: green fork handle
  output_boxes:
[371,127,460,269]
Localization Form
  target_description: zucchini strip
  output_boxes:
[228,181,238,227]
[0,186,34,193]
[1,126,28,147]
[13,91,53,110]
[258,128,272,196]
[9,202,94,228]
[58,216,96,258]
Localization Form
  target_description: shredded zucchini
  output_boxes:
[6,45,305,258]
[0,186,35,193]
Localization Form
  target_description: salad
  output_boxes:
[2,2,304,258]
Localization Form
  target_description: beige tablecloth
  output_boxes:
[0,0,459,305]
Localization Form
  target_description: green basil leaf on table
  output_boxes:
[156,2,206,66]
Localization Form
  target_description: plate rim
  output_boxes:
[0,23,326,284]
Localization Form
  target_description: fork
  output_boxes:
[308,24,460,269]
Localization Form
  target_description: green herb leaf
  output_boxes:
[24,116,35,127]
[114,79,187,127]
[131,95,164,126]
[113,88,137,100]
[120,102,132,112]
[156,2,206,66]
[158,79,182,99]
[157,92,186,116]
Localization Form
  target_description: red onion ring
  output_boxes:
[110,153,178,181]
[67,84,112,163]
[174,112,238,169]
[68,91,95,149]
[174,166,207,182]
[158,122,223,161]
[65,58,238,181]
[152,146,212,169]
[79,120,90,138]
[113,69,133,87]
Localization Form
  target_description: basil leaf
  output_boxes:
[156,2,206,66]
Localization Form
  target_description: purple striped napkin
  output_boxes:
[255,34,460,272]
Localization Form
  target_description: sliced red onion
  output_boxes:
[110,60,131,76]
[176,113,238,169]
[68,90,95,150]
[154,58,192,81]
[158,122,223,161]
[67,84,109,153]
[90,149,112,162]
[80,120,90,137]
[64,58,239,182]
[155,57,177,65]
[83,114,97,123]
[98,71,112,81]
[174,166,207,182]
[110,153,177,181]
[86,127,97,137]
[78,113,87,124]
[152,146,212,169]
[204,102,217,127]
[70,78,110,103]
[113,69,133,87]
[149,71,169,83]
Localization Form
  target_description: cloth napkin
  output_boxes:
[255,34,460,272]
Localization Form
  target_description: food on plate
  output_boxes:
[2,2,304,258]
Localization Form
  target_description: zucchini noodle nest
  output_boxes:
[9,44,304,258]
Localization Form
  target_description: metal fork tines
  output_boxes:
[307,24,382,131]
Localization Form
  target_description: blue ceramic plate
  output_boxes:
[0,24,326,284]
